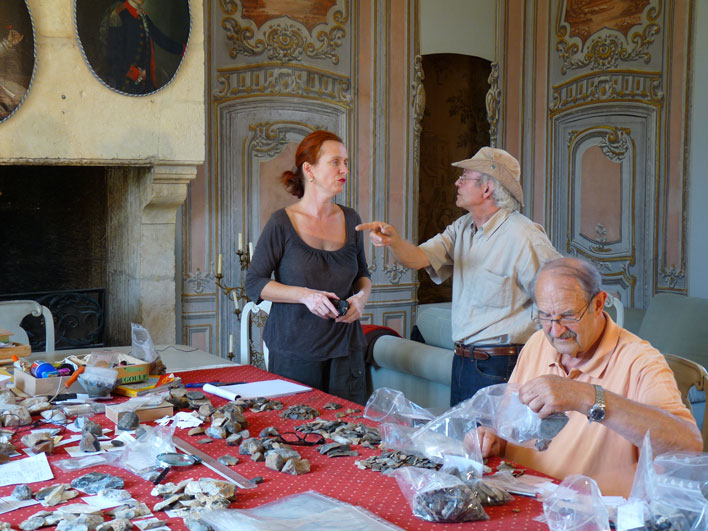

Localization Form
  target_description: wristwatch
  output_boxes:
[587,384,606,423]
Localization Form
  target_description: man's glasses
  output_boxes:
[532,297,595,328]
[275,431,325,446]
[456,173,482,185]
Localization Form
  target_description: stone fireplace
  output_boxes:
[0,0,205,345]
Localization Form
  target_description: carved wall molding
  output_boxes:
[214,65,352,106]
[411,55,426,163]
[550,72,663,112]
[555,0,661,74]
[219,0,348,65]
[249,123,290,159]
[599,127,632,162]
[185,269,216,294]
[486,62,501,147]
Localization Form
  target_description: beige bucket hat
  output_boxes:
[451,147,524,206]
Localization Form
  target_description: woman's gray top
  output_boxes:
[245,205,370,361]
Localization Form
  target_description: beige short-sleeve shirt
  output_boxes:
[419,208,560,344]
[505,315,696,496]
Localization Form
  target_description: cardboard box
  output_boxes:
[0,342,31,361]
[14,368,85,395]
[105,401,174,425]
[67,352,149,385]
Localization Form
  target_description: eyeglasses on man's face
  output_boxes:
[275,431,325,446]
[532,296,595,328]
[456,173,482,185]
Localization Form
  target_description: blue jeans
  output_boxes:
[450,352,518,407]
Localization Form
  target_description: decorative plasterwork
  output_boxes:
[219,0,348,65]
[660,265,685,289]
[384,263,408,284]
[249,123,290,159]
[551,72,663,112]
[599,127,631,162]
[411,55,426,163]
[185,268,216,294]
[214,65,351,106]
[555,0,661,74]
[486,62,501,147]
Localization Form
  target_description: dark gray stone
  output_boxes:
[71,472,124,495]
[116,411,140,432]
[12,484,32,500]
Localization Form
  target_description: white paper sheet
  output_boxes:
[203,379,312,400]
[81,494,137,509]
[0,453,53,487]
[0,496,38,515]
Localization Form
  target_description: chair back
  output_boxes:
[239,300,271,369]
[664,352,708,452]
[0,300,55,352]
[604,295,624,328]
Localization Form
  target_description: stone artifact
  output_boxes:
[188,427,205,436]
[413,484,488,523]
[116,411,140,432]
[356,450,439,473]
[12,484,32,500]
[79,432,101,452]
[259,426,279,437]
[468,479,513,505]
[106,502,151,520]
[19,397,52,414]
[0,390,16,405]
[318,442,358,458]
[295,420,381,448]
[81,419,103,438]
[71,473,124,495]
[280,404,320,420]
[20,433,54,455]
[249,398,283,413]
[40,408,67,424]
[0,404,31,426]
[217,455,238,466]
[323,402,342,410]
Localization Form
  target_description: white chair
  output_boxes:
[0,300,55,352]
[239,300,271,369]
[664,353,708,452]
[604,294,624,328]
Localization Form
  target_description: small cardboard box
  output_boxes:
[14,369,85,395]
[67,352,149,385]
[105,401,174,425]
[0,342,31,361]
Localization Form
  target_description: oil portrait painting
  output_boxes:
[0,0,35,124]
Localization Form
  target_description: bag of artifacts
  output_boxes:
[542,474,610,531]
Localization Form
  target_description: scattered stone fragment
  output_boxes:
[198,404,214,418]
[154,493,182,512]
[259,426,279,437]
[280,404,319,420]
[225,433,243,446]
[40,408,67,424]
[183,516,213,531]
[106,502,151,520]
[185,391,205,401]
[188,427,205,436]
[345,408,360,414]
[0,390,16,405]
[34,484,70,501]
[413,484,488,523]
[323,402,342,410]
[512,508,521,513]
[0,404,31,426]
[20,433,54,455]
[55,513,105,531]
[251,451,264,462]
[41,484,79,507]
[197,438,213,444]
[79,431,101,452]
[110,439,125,447]
[81,419,103,438]
[217,455,238,466]
[19,511,50,530]
[318,442,358,458]
[19,397,52,414]
[98,489,132,501]
[249,398,283,413]
[12,484,32,500]
[355,450,440,473]
[265,452,285,472]
[0,442,16,457]
[205,426,227,439]
[250,476,264,485]
[296,420,381,448]
[71,472,125,495]
[184,478,237,500]
[281,458,310,475]
[116,411,140,431]
[238,429,250,439]
[0,454,9,464]
[96,518,132,531]
[335,412,346,418]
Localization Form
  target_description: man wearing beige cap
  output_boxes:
[357,147,560,406]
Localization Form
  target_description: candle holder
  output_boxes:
[215,248,251,320]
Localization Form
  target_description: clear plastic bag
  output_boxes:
[465,383,569,450]
[130,322,159,363]
[542,474,609,531]
[620,431,708,530]
[54,424,176,481]
[390,467,488,523]
[370,389,484,476]
[364,388,435,427]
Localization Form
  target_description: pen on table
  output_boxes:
[184,381,246,388]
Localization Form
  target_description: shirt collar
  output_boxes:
[476,208,511,238]
[547,312,620,377]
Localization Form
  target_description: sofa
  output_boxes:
[370,294,708,429]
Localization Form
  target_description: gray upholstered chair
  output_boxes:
[0,300,55,352]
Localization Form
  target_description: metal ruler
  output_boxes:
[173,435,257,489]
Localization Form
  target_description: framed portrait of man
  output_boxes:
[74,0,190,96]
[0,0,35,124]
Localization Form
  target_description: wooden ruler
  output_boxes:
[173,435,257,489]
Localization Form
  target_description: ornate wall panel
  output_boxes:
[497,0,693,308]
[182,1,420,357]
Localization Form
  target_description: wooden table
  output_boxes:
[0,365,550,530]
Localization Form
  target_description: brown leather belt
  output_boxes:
[453,342,522,360]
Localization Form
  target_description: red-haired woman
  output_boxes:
[245,131,371,404]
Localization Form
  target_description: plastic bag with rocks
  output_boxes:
[390,466,488,523]
[131,322,166,374]
[464,383,569,451]
[542,474,609,531]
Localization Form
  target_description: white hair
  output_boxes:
[480,173,520,212]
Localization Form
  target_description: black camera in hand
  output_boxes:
[332,298,350,317]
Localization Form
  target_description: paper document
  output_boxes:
[203,379,312,400]
[0,453,53,487]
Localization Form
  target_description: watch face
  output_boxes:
[589,405,606,422]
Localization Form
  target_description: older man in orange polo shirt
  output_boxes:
[473,257,702,496]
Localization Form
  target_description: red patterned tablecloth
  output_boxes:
[0,366,550,530]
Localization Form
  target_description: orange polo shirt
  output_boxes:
[504,313,696,497]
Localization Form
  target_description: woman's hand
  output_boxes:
[300,288,340,319]
[336,290,369,323]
